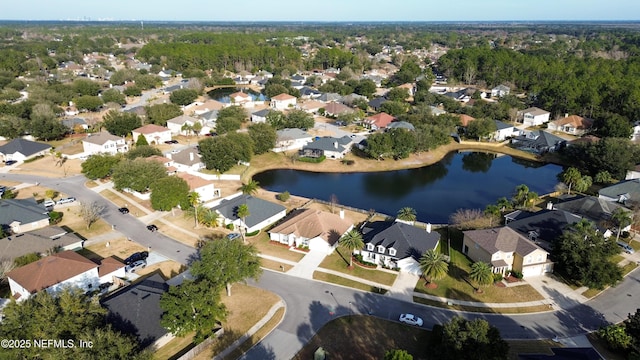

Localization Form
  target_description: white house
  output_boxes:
[274,128,313,152]
[0,138,52,162]
[251,108,271,123]
[269,209,353,254]
[166,147,204,172]
[491,84,510,98]
[519,107,551,127]
[299,136,353,159]
[176,172,219,202]
[132,124,172,144]
[229,91,252,105]
[166,115,208,136]
[270,93,297,110]
[631,121,640,142]
[0,198,50,234]
[6,251,124,301]
[493,120,518,141]
[82,132,128,156]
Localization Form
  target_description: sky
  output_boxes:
[2,0,638,22]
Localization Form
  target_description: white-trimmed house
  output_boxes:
[270,93,297,110]
[269,209,353,254]
[462,227,553,278]
[132,124,172,144]
[6,251,124,301]
[274,128,313,153]
[0,198,50,234]
[82,132,128,156]
[0,138,51,163]
[166,147,204,172]
[211,194,286,234]
[493,120,518,141]
[491,85,510,98]
[251,108,271,123]
[166,115,209,136]
[176,172,220,202]
[357,220,440,275]
[519,107,551,127]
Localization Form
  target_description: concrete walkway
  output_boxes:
[524,274,588,310]
[388,272,421,302]
[286,250,328,279]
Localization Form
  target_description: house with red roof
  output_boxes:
[132,124,171,144]
[270,93,297,110]
[548,115,594,136]
[363,112,395,130]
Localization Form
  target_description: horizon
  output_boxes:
[3,0,638,23]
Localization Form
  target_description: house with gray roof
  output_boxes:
[166,147,204,172]
[0,226,84,262]
[251,108,272,123]
[429,106,447,116]
[274,128,313,153]
[518,107,551,127]
[598,178,640,205]
[166,115,206,136]
[0,138,51,162]
[491,84,511,98]
[511,130,566,154]
[506,209,583,250]
[368,97,387,111]
[553,195,632,236]
[0,198,50,234]
[61,117,88,132]
[211,194,286,233]
[102,273,170,349]
[299,136,353,159]
[386,121,415,131]
[317,92,342,103]
[358,220,440,275]
[493,120,518,141]
[463,227,553,278]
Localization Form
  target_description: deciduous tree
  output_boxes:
[112,158,168,193]
[78,201,105,230]
[169,88,198,106]
[102,110,142,137]
[145,103,183,126]
[248,123,277,154]
[430,316,509,360]
[150,176,190,211]
[81,153,121,179]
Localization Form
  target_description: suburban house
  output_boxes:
[102,273,170,349]
[176,172,220,202]
[491,84,511,98]
[519,107,551,127]
[61,117,89,132]
[397,83,416,96]
[82,132,128,156]
[0,198,50,234]
[458,114,476,127]
[363,112,395,130]
[0,226,84,262]
[358,220,440,275]
[429,106,447,116]
[598,178,640,204]
[506,209,583,250]
[511,130,566,154]
[368,97,387,111]
[299,87,322,99]
[493,120,518,141]
[166,147,204,172]
[318,93,342,103]
[270,93,297,110]
[463,227,553,278]
[0,138,51,162]
[386,121,415,131]
[190,99,225,115]
[298,100,325,114]
[166,115,207,136]
[269,209,353,254]
[324,102,355,117]
[299,136,353,159]
[147,155,177,175]
[211,194,287,234]
[132,124,172,144]
[547,115,594,136]
[553,195,632,236]
[274,128,313,152]
[251,108,271,123]
[7,250,124,301]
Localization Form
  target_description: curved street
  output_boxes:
[3,172,640,360]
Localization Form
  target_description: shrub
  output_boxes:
[341,159,355,165]
[298,155,326,163]
[622,231,631,239]
[510,270,523,279]
[277,191,290,202]
[14,253,41,267]
[353,253,377,267]
[48,211,64,225]
[493,273,503,282]
[226,223,234,230]
[24,155,45,163]
[246,230,260,237]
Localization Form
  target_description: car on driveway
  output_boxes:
[164,140,179,144]
[617,241,635,254]
[147,224,158,232]
[4,160,17,166]
[125,260,146,273]
[123,251,149,265]
[118,207,130,214]
[399,313,423,327]
[226,233,241,240]
[56,197,76,205]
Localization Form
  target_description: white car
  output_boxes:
[56,197,76,205]
[399,313,423,327]
[125,260,146,273]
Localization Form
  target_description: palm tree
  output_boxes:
[339,230,364,268]
[513,184,530,208]
[469,262,494,291]
[239,179,260,197]
[525,191,539,208]
[496,197,512,212]
[188,191,200,229]
[419,250,449,286]
[611,208,632,241]
[484,204,501,226]
[236,204,250,243]
[396,207,417,222]
[561,167,582,195]
[201,208,219,228]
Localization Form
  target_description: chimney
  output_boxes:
[565,113,568,118]
[339,209,344,219]
[546,201,553,210]
[426,223,432,233]
[189,152,194,161]
[334,141,338,149]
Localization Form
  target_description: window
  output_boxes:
[389,248,396,256]
[366,243,374,251]
[506,253,511,259]
[377,245,385,253]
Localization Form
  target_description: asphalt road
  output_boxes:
[4,172,640,360]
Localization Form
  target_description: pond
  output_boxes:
[207,87,267,103]
[253,151,563,224]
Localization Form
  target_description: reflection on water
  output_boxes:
[253,152,562,224]
[207,87,266,103]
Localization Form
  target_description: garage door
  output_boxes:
[398,258,422,275]
[522,265,542,278]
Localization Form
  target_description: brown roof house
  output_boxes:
[132,124,171,145]
[6,250,124,301]
[269,209,353,255]
[270,93,297,110]
[462,227,553,278]
[363,112,395,130]
[548,115,594,136]
[176,172,220,202]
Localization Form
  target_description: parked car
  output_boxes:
[56,197,76,205]
[4,160,17,166]
[125,260,146,273]
[164,140,179,144]
[123,251,149,265]
[43,199,56,208]
[147,224,158,232]
[226,233,241,240]
[118,207,130,214]
[399,313,423,327]
[617,241,635,254]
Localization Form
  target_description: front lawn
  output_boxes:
[318,249,397,286]
[248,232,305,263]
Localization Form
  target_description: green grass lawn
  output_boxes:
[317,249,397,286]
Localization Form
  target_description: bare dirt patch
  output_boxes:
[10,156,83,178]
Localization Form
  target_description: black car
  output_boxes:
[118,207,130,214]
[164,140,179,144]
[4,160,17,166]
[147,224,158,232]
[123,251,149,265]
